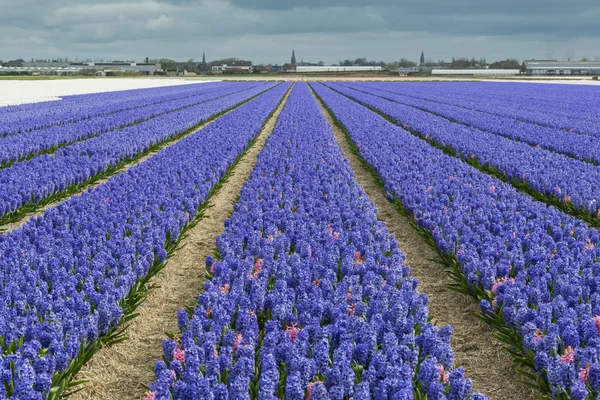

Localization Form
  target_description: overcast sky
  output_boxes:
[1,0,599,64]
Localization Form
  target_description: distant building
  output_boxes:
[264,64,282,72]
[4,59,25,67]
[431,69,519,76]
[200,52,208,72]
[297,59,320,67]
[211,60,253,73]
[90,62,158,75]
[418,51,453,72]
[0,60,159,75]
[296,66,382,73]
[290,50,296,70]
[399,67,419,76]
[522,60,600,75]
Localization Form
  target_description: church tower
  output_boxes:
[420,51,425,65]
[201,51,207,71]
[291,50,297,70]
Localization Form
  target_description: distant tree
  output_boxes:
[159,58,176,71]
[0,60,3,66]
[581,57,590,62]
[565,49,575,61]
[489,59,520,69]
[318,61,325,66]
[184,58,196,72]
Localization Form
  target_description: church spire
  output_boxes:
[201,51,207,71]
[291,49,297,69]
[420,51,425,65]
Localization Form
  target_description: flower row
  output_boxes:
[312,82,600,399]
[0,83,227,136]
[0,82,264,167]
[0,82,291,398]
[352,81,600,137]
[146,83,486,400]
[0,82,277,224]
[325,82,600,219]
[341,82,600,166]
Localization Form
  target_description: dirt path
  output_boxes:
[71,85,293,400]
[310,87,537,400]
[1,88,274,234]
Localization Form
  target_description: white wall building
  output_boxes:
[431,69,519,76]
[211,60,253,73]
[296,66,383,73]
[0,62,159,75]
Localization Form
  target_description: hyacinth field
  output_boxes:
[0,80,599,400]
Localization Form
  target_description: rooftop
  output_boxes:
[524,60,600,69]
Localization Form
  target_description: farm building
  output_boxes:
[295,65,382,73]
[0,61,160,75]
[522,60,600,75]
[431,69,519,76]
[399,67,419,75]
[211,60,253,73]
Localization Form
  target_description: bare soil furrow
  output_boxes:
[70,85,293,400]
[310,86,536,400]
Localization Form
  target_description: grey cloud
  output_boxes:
[0,0,599,64]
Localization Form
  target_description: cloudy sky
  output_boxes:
[1,0,599,64]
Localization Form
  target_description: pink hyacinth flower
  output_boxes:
[348,303,356,316]
[252,259,263,279]
[144,391,156,400]
[534,329,544,342]
[233,333,243,353]
[307,382,316,399]
[219,283,230,294]
[286,323,301,343]
[560,346,575,363]
[491,281,500,294]
[593,316,600,335]
[173,348,185,363]
[353,250,363,264]
[579,363,590,383]
[438,365,450,385]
